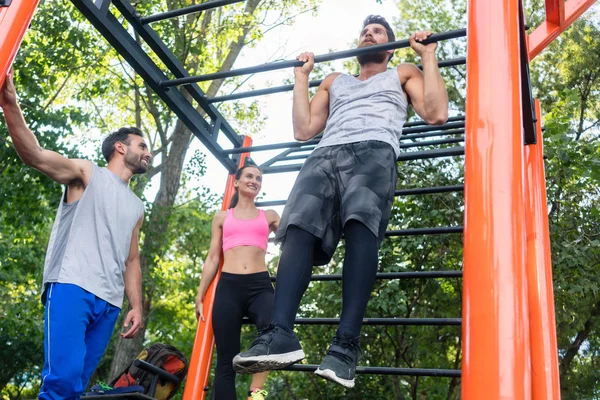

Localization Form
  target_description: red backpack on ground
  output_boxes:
[110,343,189,400]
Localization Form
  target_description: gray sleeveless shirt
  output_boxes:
[315,68,408,156]
[43,164,144,307]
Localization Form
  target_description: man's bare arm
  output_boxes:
[292,52,340,141]
[401,31,449,125]
[0,70,91,184]
[122,215,144,338]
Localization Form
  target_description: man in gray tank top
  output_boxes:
[0,69,152,399]
[234,15,448,388]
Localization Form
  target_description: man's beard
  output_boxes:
[125,152,148,174]
[357,50,388,66]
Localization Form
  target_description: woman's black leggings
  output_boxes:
[211,271,274,400]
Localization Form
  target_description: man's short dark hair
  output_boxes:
[102,127,144,162]
[363,15,396,61]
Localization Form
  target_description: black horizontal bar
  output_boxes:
[162,29,466,86]
[267,137,465,166]
[268,226,462,243]
[395,184,464,196]
[293,318,461,326]
[256,185,464,207]
[403,128,464,140]
[230,124,464,156]
[261,146,465,174]
[141,0,245,24]
[401,136,464,148]
[242,318,460,326]
[284,364,461,377]
[209,79,322,103]
[385,226,463,236]
[396,146,464,162]
[206,54,465,103]
[268,271,463,282]
[402,121,464,135]
[225,138,320,155]
[404,115,464,128]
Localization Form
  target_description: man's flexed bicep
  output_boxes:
[1,70,92,185]
[400,63,448,126]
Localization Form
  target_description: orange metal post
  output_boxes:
[525,100,561,400]
[0,0,40,88]
[462,0,530,398]
[183,136,253,400]
[528,0,597,60]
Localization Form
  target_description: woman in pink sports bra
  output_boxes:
[195,161,280,400]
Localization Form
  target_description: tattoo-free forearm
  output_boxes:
[421,52,448,124]
[124,261,143,311]
[2,103,44,165]
[196,256,220,302]
[292,73,312,139]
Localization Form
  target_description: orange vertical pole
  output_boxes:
[525,100,561,400]
[462,0,530,398]
[0,0,40,88]
[183,136,253,400]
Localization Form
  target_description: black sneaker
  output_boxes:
[314,336,361,388]
[233,325,305,374]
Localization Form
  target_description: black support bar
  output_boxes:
[396,146,465,162]
[141,0,246,24]
[385,226,463,236]
[162,29,466,86]
[270,270,464,282]
[256,185,464,207]
[207,57,466,103]
[261,147,465,174]
[230,125,464,156]
[262,137,465,168]
[70,0,239,172]
[242,318,461,326]
[284,364,461,377]
[111,0,244,159]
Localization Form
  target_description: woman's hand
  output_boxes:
[195,297,205,322]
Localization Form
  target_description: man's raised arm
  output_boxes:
[292,52,339,141]
[401,31,449,125]
[0,70,90,184]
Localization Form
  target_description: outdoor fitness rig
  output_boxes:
[1,0,597,399]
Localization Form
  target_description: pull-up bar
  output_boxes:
[160,28,467,87]
[141,0,246,25]
[207,57,466,103]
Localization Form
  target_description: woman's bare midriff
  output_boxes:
[222,246,268,274]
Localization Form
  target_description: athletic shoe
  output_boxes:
[233,325,305,374]
[314,336,361,388]
[247,388,268,400]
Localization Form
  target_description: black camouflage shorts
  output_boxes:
[274,140,398,265]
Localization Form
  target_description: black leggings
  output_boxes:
[272,220,379,339]
[211,271,274,400]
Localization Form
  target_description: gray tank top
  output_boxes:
[315,68,408,156]
[43,164,144,307]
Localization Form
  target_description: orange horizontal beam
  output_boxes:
[528,0,597,60]
[0,0,40,88]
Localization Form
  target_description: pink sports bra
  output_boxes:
[222,208,269,252]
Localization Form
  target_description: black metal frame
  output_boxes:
[519,0,537,145]
[70,0,468,383]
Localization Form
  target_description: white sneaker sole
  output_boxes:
[315,367,355,388]
[233,350,305,374]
